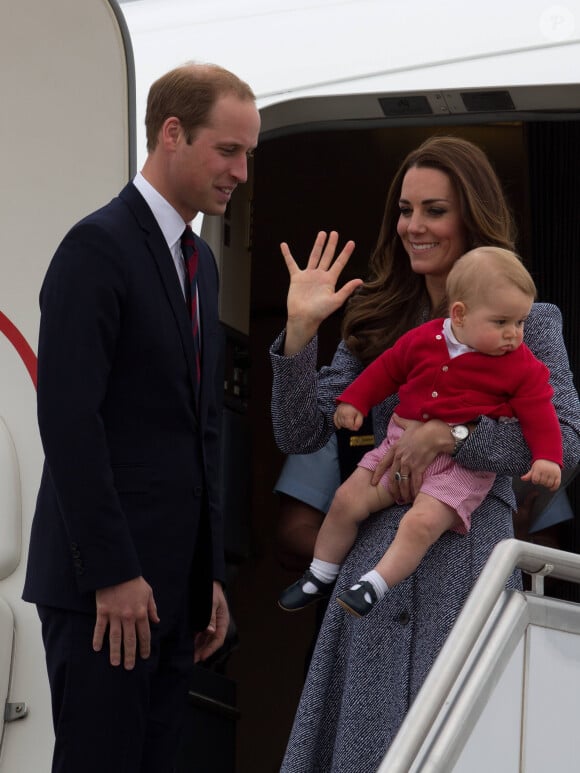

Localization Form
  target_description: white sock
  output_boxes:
[359,570,389,600]
[311,558,341,583]
[301,558,340,593]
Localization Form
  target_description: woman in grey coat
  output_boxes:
[271,136,580,773]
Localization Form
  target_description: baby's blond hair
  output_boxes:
[446,246,536,308]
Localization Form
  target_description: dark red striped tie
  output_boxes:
[181,226,201,393]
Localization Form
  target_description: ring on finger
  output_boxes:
[394,471,409,482]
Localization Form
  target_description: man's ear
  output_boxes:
[450,301,467,326]
[160,117,181,150]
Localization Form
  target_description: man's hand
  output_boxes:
[93,576,160,670]
[194,581,230,664]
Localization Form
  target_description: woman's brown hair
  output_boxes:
[342,135,517,365]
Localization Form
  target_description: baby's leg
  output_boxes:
[374,493,461,587]
[337,493,461,617]
[315,467,395,565]
[279,469,395,612]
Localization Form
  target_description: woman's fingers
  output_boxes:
[282,231,357,277]
[307,231,333,267]
[280,241,298,274]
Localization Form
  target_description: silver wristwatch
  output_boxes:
[450,424,469,456]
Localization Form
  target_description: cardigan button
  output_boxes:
[431,391,438,398]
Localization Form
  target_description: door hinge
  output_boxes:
[4,702,28,722]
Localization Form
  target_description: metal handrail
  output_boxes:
[377,538,580,772]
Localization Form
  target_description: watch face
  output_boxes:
[452,424,469,441]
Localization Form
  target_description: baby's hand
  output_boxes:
[521,459,561,492]
[334,402,364,431]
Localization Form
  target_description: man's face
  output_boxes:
[169,94,260,221]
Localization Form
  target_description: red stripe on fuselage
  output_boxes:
[0,310,38,389]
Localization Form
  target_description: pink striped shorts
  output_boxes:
[358,419,496,534]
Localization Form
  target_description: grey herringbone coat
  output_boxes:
[271,303,580,773]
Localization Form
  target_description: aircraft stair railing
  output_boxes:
[377,538,580,773]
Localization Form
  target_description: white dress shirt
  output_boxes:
[132,172,188,299]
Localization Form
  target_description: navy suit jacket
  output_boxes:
[23,183,225,630]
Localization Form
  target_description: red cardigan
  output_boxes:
[338,318,562,466]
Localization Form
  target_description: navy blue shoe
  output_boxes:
[278,570,334,611]
[337,581,378,617]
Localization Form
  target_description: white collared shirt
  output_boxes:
[442,317,477,359]
[132,172,189,299]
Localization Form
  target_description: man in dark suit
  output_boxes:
[23,63,260,772]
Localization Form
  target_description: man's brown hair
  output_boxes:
[145,62,256,151]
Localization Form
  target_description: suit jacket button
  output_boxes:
[398,611,410,626]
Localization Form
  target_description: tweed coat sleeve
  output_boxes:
[454,302,580,475]
[270,331,369,455]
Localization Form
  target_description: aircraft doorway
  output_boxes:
[223,116,580,772]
